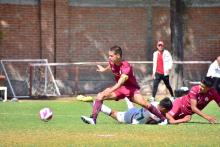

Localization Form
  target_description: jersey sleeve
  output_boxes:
[121,62,131,75]
[188,86,199,100]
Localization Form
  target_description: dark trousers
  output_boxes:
[213,77,220,95]
[152,72,174,97]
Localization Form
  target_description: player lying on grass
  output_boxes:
[166,76,220,124]
[81,45,167,124]
[81,97,172,125]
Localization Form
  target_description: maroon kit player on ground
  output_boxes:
[166,76,220,124]
[81,45,167,125]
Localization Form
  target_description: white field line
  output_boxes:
[96,134,115,137]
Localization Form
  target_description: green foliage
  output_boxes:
[0,99,219,146]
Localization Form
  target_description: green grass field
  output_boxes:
[0,98,220,147]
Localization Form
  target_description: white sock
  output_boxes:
[101,104,112,115]
[91,101,112,115]
[125,97,134,109]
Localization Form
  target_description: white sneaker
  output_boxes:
[158,119,168,125]
[81,115,95,125]
[148,97,155,102]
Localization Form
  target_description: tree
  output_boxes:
[170,0,185,88]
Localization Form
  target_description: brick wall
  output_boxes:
[0,0,220,96]
[182,7,220,80]
[1,1,219,63]
[69,7,148,62]
[152,6,170,57]
[184,7,220,61]
[0,4,40,59]
[40,0,55,62]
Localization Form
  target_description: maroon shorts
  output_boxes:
[113,86,140,101]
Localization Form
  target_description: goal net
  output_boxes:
[0,59,52,98]
[1,60,211,98]
[29,62,111,97]
[29,63,60,97]
[29,61,212,97]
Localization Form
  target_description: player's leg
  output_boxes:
[81,101,113,125]
[131,93,166,121]
[91,86,132,123]
[109,110,119,120]
[162,75,174,97]
[90,88,118,124]
[99,102,121,121]
[91,100,126,123]
[97,87,133,123]
[125,97,135,109]
[100,103,112,115]
[89,100,114,116]
[151,73,162,101]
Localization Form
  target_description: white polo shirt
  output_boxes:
[207,60,220,78]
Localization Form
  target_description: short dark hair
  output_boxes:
[201,76,214,87]
[159,97,173,111]
[109,46,122,57]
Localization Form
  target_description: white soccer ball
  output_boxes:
[39,107,53,122]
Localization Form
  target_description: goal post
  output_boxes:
[0,60,212,98]
[0,59,49,98]
[28,60,212,97]
[29,63,61,97]
[28,62,110,97]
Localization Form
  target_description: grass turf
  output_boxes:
[0,98,220,146]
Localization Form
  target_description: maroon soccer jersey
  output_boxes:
[109,60,140,89]
[169,85,220,118]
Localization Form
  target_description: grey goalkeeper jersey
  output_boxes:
[123,102,160,124]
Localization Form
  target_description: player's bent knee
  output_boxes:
[110,110,117,119]
[96,93,105,100]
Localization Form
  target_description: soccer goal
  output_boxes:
[0,59,212,98]
[29,62,111,97]
[29,62,78,97]
[0,59,59,98]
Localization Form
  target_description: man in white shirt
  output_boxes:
[150,40,174,102]
[207,56,220,94]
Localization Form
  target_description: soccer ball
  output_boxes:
[39,107,53,122]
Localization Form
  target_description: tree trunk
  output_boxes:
[170,0,185,89]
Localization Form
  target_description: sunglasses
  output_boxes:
[158,44,163,47]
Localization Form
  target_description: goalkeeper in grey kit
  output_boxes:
[91,97,173,125]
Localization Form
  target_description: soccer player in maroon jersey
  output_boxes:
[81,46,167,124]
[166,76,220,124]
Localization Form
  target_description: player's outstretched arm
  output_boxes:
[190,99,216,124]
[166,113,191,124]
[96,65,111,73]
